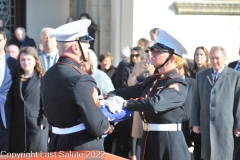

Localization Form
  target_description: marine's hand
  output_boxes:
[192,126,201,134]
[100,99,122,113]
[107,96,125,105]
[234,129,240,137]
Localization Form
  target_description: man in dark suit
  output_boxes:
[191,46,240,160]
[9,27,36,49]
[0,27,17,152]
[228,47,240,70]
[38,27,59,71]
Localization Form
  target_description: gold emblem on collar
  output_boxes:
[160,74,164,78]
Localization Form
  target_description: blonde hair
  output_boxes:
[174,55,190,77]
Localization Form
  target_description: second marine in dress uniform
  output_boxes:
[41,20,112,151]
[107,29,191,160]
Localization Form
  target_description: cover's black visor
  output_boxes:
[149,43,175,54]
[78,34,94,42]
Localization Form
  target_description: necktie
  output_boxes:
[214,72,219,83]
[236,62,240,71]
[46,55,50,70]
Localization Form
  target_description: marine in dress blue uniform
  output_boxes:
[107,29,191,160]
[41,20,112,151]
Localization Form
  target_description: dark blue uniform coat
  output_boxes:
[109,70,190,160]
[41,57,110,151]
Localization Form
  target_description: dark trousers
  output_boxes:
[192,132,203,160]
[104,133,116,153]
[0,118,10,153]
[115,133,130,158]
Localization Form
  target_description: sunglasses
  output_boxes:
[151,49,166,55]
[145,49,150,53]
[131,54,140,58]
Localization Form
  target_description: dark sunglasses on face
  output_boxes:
[145,49,150,53]
[131,54,140,58]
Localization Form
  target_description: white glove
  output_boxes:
[100,99,123,113]
[107,96,125,105]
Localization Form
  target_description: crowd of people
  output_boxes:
[0,13,240,160]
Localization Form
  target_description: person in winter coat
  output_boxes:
[10,46,49,152]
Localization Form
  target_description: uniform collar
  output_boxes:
[155,69,180,79]
[58,56,81,68]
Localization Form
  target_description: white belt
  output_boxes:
[143,123,181,131]
[52,123,86,134]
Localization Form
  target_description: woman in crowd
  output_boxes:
[190,46,210,160]
[190,46,211,79]
[66,16,75,23]
[122,46,146,88]
[10,47,49,153]
[98,52,116,87]
[137,38,149,51]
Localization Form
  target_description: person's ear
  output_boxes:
[170,54,175,62]
[71,43,79,55]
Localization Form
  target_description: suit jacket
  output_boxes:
[10,72,48,152]
[9,35,36,49]
[0,55,16,129]
[38,50,59,71]
[190,67,240,160]
[228,60,238,69]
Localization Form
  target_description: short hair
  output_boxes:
[150,28,158,34]
[138,38,150,50]
[15,27,25,34]
[209,46,227,58]
[39,27,54,39]
[121,46,131,62]
[0,27,6,39]
[98,52,114,63]
[16,47,45,81]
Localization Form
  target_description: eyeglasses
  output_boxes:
[131,54,140,58]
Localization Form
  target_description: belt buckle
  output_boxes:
[143,123,149,131]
